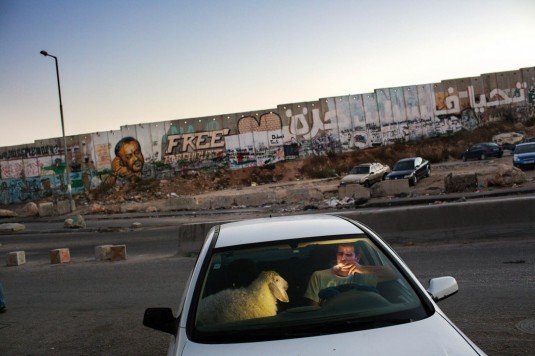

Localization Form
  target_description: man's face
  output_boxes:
[118,141,144,172]
[336,246,356,265]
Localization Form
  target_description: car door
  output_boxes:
[413,157,423,178]
[467,144,481,159]
[369,164,380,182]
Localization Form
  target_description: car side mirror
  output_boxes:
[427,276,458,302]
[143,307,179,335]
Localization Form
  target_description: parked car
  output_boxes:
[461,143,503,161]
[339,162,391,187]
[513,142,535,170]
[385,157,430,186]
[521,137,535,143]
[144,215,486,355]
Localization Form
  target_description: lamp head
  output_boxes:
[40,50,48,56]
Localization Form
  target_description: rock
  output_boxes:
[21,202,39,216]
[145,206,158,213]
[0,223,25,232]
[488,164,527,187]
[444,173,478,193]
[64,214,86,229]
[131,222,143,229]
[0,209,18,218]
[89,203,105,214]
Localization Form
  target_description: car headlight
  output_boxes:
[403,173,414,179]
[513,155,519,162]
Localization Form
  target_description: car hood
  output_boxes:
[387,169,414,178]
[340,174,368,183]
[180,312,484,355]
[515,152,535,159]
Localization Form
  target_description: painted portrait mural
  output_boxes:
[106,137,145,185]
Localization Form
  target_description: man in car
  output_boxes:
[304,243,395,306]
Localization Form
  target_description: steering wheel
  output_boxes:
[319,284,388,312]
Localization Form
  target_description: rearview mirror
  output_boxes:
[427,276,458,302]
[143,307,178,335]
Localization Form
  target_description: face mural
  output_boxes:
[108,137,144,185]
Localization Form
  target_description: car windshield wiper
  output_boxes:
[346,317,414,326]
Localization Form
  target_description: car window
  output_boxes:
[394,160,414,171]
[351,166,369,174]
[190,236,429,343]
[515,143,535,154]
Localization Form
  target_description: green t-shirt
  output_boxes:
[304,268,378,303]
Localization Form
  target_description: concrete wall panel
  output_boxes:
[1,65,534,204]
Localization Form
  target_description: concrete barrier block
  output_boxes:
[338,184,371,200]
[162,196,196,211]
[95,245,113,261]
[110,245,127,261]
[371,180,410,197]
[178,222,235,256]
[57,200,72,215]
[234,191,272,207]
[50,248,71,264]
[39,202,55,217]
[7,251,26,266]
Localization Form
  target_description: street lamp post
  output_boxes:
[40,50,74,212]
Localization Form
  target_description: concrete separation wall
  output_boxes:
[177,196,535,255]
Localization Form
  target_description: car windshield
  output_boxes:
[515,144,535,154]
[393,160,414,171]
[350,166,370,174]
[190,235,430,343]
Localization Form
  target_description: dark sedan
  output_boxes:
[461,143,503,161]
[513,142,535,170]
[385,157,430,186]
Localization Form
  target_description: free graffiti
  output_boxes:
[165,128,230,154]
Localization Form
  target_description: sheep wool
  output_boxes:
[196,270,289,326]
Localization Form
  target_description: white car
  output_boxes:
[144,215,486,355]
[340,162,391,187]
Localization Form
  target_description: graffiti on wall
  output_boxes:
[1,66,534,204]
[164,128,229,163]
[105,137,145,185]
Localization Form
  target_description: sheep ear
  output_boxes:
[269,282,289,303]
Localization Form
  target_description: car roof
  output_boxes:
[396,157,419,162]
[214,214,364,248]
[516,142,535,148]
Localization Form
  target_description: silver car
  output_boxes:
[144,215,486,355]
[340,162,391,187]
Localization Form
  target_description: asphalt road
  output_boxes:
[0,218,534,355]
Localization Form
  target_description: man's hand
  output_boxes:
[332,254,361,276]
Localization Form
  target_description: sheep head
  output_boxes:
[262,271,289,303]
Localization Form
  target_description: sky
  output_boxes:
[1,0,534,147]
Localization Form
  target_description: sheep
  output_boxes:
[196,270,289,326]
